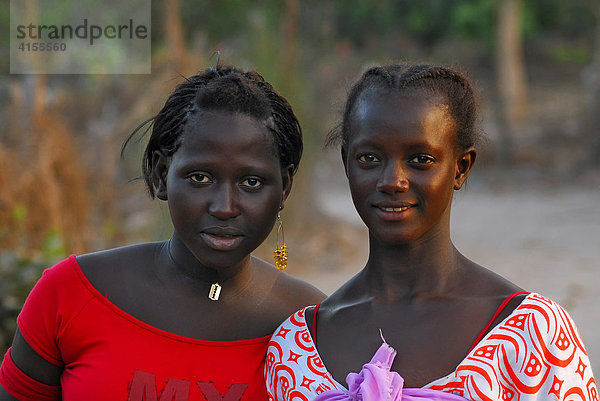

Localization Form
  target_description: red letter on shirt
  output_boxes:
[196,382,248,401]
[128,370,190,401]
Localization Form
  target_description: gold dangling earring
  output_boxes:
[273,212,288,270]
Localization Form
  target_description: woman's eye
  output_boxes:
[241,177,263,189]
[358,154,380,163]
[188,173,212,184]
[408,155,435,164]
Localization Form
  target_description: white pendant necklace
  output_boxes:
[208,282,222,301]
[167,240,226,301]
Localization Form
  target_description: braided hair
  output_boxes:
[126,65,303,198]
[328,63,480,152]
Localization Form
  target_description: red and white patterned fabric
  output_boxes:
[266,293,597,401]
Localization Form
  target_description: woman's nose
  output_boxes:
[376,161,409,194]
[208,185,240,220]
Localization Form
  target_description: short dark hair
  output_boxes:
[125,65,303,198]
[328,63,481,152]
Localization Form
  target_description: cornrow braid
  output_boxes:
[124,65,303,198]
[328,63,480,152]
[399,65,470,89]
[253,79,303,173]
[362,66,395,86]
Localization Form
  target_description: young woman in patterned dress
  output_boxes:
[266,63,596,401]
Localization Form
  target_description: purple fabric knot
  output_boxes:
[314,336,467,401]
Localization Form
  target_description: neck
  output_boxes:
[160,235,252,293]
[362,228,465,302]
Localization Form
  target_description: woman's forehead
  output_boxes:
[175,110,279,161]
[352,91,450,128]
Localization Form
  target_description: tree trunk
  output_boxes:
[165,0,187,71]
[495,0,528,164]
[280,0,299,95]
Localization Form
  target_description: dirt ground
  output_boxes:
[291,167,600,375]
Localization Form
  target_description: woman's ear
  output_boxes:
[341,146,349,178]
[454,147,477,190]
[152,150,170,200]
[280,164,295,205]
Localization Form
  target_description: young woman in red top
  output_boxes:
[0,65,324,401]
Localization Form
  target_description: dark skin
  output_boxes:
[1,111,324,400]
[308,93,523,388]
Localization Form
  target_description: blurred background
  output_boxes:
[1,0,599,374]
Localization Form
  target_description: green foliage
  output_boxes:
[329,0,497,47]
[0,2,10,73]
[42,229,68,261]
[524,0,597,39]
[0,253,45,355]
[548,43,590,65]
[450,0,495,41]
[0,233,68,355]
[153,0,283,45]
[12,204,27,224]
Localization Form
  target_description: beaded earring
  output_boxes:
[273,213,288,270]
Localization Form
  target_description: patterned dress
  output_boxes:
[266,293,597,401]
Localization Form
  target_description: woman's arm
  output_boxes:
[9,328,63,385]
[0,328,62,401]
[0,386,19,401]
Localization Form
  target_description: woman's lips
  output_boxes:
[373,203,415,221]
[200,227,244,251]
[378,206,411,212]
[200,232,243,251]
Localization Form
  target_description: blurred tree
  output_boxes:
[281,0,299,95]
[165,0,187,71]
[495,0,527,164]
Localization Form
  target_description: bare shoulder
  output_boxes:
[75,241,164,291]
[252,257,326,315]
[458,255,524,297]
[459,257,528,327]
[76,242,163,272]
[274,270,326,305]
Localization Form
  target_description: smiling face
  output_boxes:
[343,91,475,245]
[154,110,291,270]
